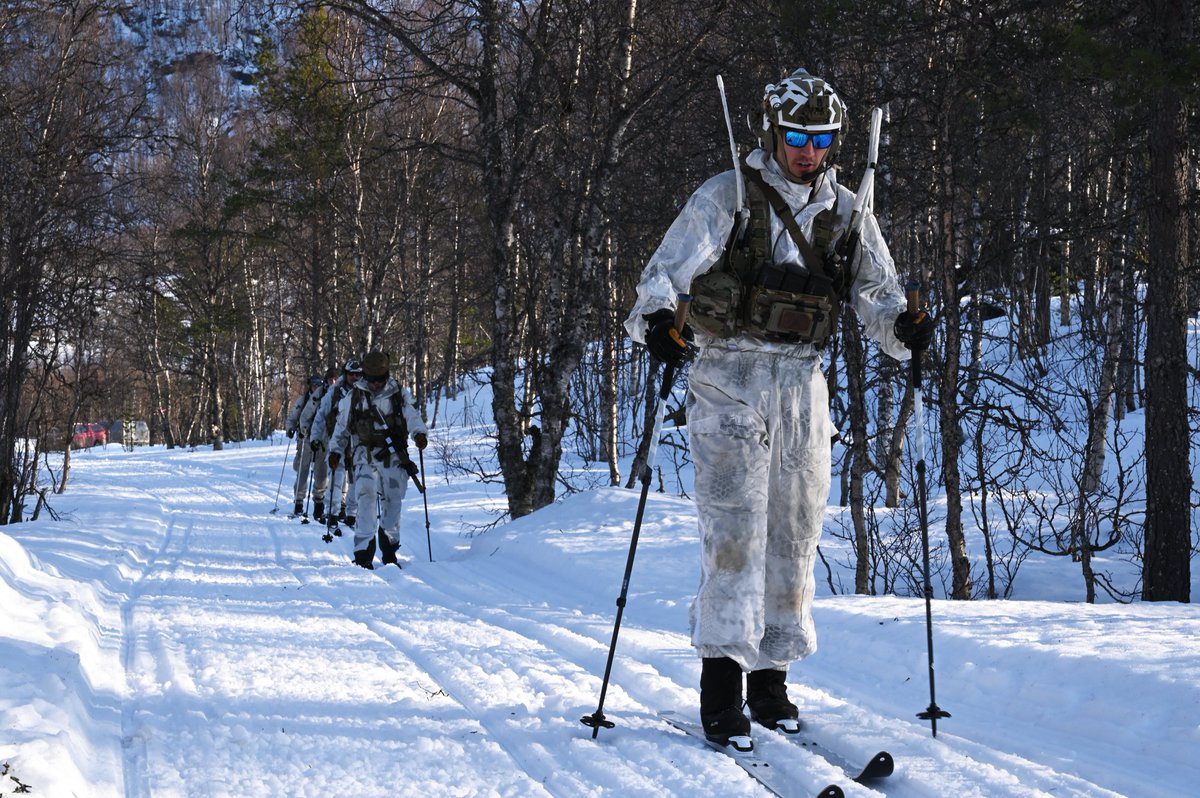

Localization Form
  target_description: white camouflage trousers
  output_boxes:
[325,454,358,516]
[686,346,832,672]
[292,437,314,502]
[349,445,409,553]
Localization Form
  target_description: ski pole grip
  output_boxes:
[905,281,920,315]
[674,294,692,331]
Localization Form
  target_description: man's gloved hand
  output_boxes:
[644,308,696,366]
[413,433,428,451]
[894,309,935,352]
[310,439,324,454]
[404,460,419,478]
[286,429,295,439]
[328,452,341,470]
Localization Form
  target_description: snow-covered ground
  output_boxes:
[2,422,1198,797]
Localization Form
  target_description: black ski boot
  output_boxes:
[353,539,376,570]
[378,529,401,567]
[344,515,356,529]
[700,657,751,751]
[338,503,346,521]
[746,668,801,733]
[292,500,303,517]
[313,500,325,524]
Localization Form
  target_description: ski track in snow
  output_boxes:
[3,442,1194,797]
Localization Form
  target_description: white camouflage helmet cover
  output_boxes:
[760,68,847,158]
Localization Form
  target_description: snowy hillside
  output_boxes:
[1,421,1197,797]
[114,0,267,86]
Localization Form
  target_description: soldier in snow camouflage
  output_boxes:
[625,68,933,749]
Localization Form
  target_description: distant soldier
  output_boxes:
[304,367,339,522]
[328,351,428,569]
[285,374,325,517]
[311,358,364,534]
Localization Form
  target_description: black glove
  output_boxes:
[328,452,340,470]
[310,439,324,454]
[644,308,696,366]
[286,429,295,439]
[413,433,428,451]
[894,309,935,352]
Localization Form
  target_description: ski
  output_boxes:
[660,711,843,798]
[772,726,894,783]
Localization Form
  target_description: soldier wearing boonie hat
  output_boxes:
[327,351,429,569]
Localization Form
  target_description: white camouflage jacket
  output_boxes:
[624,148,911,361]
[311,377,353,446]
[285,386,323,438]
[328,378,428,458]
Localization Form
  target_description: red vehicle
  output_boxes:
[70,422,107,448]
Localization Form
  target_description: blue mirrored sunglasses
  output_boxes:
[783,129,835,149]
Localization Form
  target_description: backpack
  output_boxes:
[349,388,411,465]
[324,383,350,438]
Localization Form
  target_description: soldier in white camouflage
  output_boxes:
[327,351,429,569]
[311,358,364,533]
[285,374,326,517]
[625,68,934,749]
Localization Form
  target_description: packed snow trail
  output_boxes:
[2,439,1197,796]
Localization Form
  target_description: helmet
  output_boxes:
[343,358,363,375]
[307,374,323,387]
[760,68,846,168]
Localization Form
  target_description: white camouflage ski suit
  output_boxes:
[328,378,428,555]
[286,385,323,503]
[312,377,358,519]
[625,148,911,672]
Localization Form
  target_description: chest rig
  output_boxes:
[690,156,854,346]
[350,390,411,466]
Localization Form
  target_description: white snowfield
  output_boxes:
[1,436,1197,798]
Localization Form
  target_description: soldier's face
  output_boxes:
[775,130,828,184]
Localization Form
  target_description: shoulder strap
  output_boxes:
[811,195,842,254]
[325,385,347,434]
[739,155,826,275]
[350,390,368,423]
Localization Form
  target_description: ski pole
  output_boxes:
[582,295,692,738]
[716,75,748,242]
[300,445,315,524]
[322,458,338,543]
[908,281,951,737]
[324,444,335,511]
[270,436,293,514]
[419,448,433,562]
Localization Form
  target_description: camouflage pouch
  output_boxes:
[746,287,834,343]
[689,269,743,337]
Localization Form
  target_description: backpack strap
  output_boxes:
[739,156,827,276]
[324,384,347,437]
